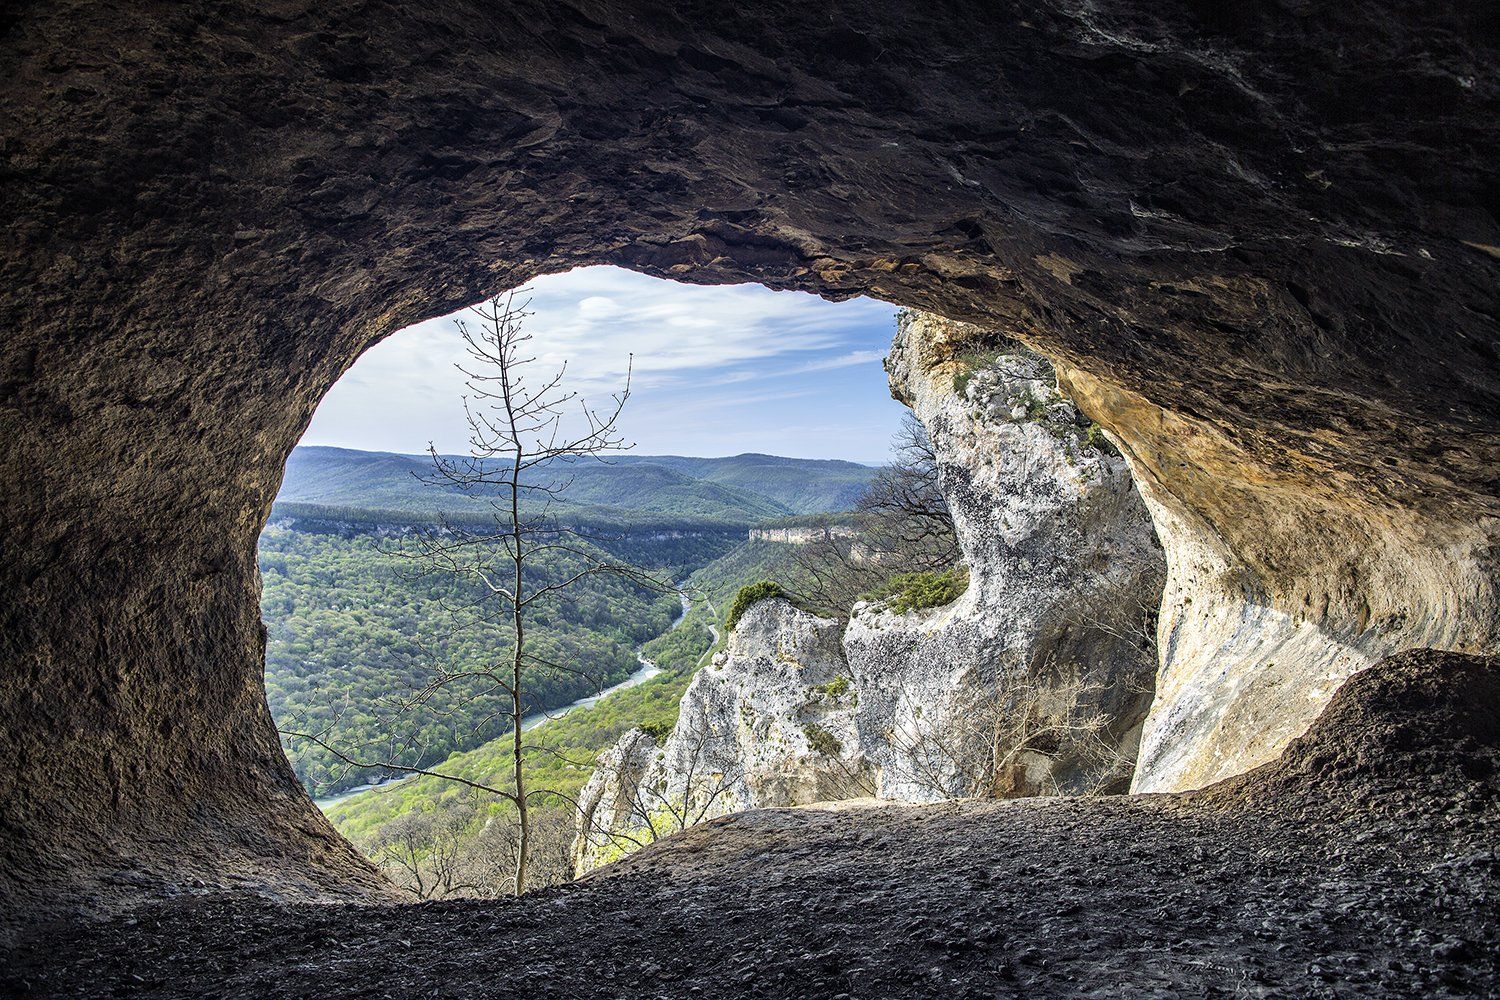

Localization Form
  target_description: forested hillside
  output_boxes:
[265,502,744,582]
[260,524,681,795]
[261,448,869,799]
[613,454,876,513]
[280,446,876,521]
[321,534,808,885]
[260,443,877,889]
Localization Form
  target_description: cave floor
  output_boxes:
[5,787,1496,999]
[7,654,1499,998]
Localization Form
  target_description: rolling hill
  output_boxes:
[613,453,876,513]
[262,445,878,800]
[279,446,877,522]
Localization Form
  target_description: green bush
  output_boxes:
[950,348,1005,397]
[1083,421,1118,456]
[639,720,674,742]
[1013,387,1048,421]
[815,675,851,698]
[803,722,843,758]
[864,568,969,615]
[727,580,788,632]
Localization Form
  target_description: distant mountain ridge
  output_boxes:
[279,446,877,523]
[610,453,875,514]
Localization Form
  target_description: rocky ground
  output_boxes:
[4,651,1496,998]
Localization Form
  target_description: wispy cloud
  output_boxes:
[302,266,905,461]
[776,349,888,376]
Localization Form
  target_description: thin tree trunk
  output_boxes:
[506,359,530,897]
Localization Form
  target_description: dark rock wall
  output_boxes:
[2,1,1496,911]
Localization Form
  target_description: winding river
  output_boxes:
[313,591,692,811]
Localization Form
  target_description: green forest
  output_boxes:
[260,524,681,795]
[260,445,858,800]
[261,471,817,799]
[321,536,807,843]
[257,443,920,896]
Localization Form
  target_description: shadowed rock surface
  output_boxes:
[5,651,1496,998]
[1,0,1497,918]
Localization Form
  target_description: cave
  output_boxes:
[2,0,1497,963]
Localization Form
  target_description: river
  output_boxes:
[313,590,691,810]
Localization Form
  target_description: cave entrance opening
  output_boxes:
[260,264,922,898]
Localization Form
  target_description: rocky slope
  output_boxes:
[576,318,1165,868]
[577,300,1500,864]
[574,599,868,873]
[10,651,1496,999]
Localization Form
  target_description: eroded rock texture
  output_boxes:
[573,599,869,875]
[1061,368,1500,792]
[2,1,1497,912]
[9,652,1498,998]
[576,319,1163,869]
[857,311,1163,799]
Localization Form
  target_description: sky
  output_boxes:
[302,266,906,464]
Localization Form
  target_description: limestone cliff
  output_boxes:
[576,315,1166,872]
[851,312,1165,799]
[574,598,871,874]
[748,525,860,545]
[1060,371,1500,794]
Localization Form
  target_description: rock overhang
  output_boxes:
[0,0,1496,917]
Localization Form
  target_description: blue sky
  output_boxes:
[302,266,906,463]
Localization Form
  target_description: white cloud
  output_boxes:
[778,349,888,376]
[513,267,893,388]
[576,295,619,318]
[302,265,901,458]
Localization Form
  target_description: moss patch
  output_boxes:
[727,580,789,632]
[863,568,969,615]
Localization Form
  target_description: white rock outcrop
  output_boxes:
[850,312,1165,800]
[575,312,1167,873]
[748,524,860,545]
[573,598,872,875]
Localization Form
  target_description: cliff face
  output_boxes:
[574,599,870,874]
[849,314,1165,800]
[580,289,1500,874]
[748,525,860,545]
[577,317,1166,870]
[1060,371,1500,793]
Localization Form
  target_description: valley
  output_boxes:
[261,446,845,890]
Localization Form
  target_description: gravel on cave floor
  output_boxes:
[4,652,1497,998]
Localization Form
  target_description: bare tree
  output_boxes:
[574,701,745,868]
[791,413,962,616]
[856,412,958,560]
[283,290,665,895]
[881,667,1134,800]
[374,807,483,901]
[470,805,577,893]
[881,582,1158,800]
[370,797,578,899]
